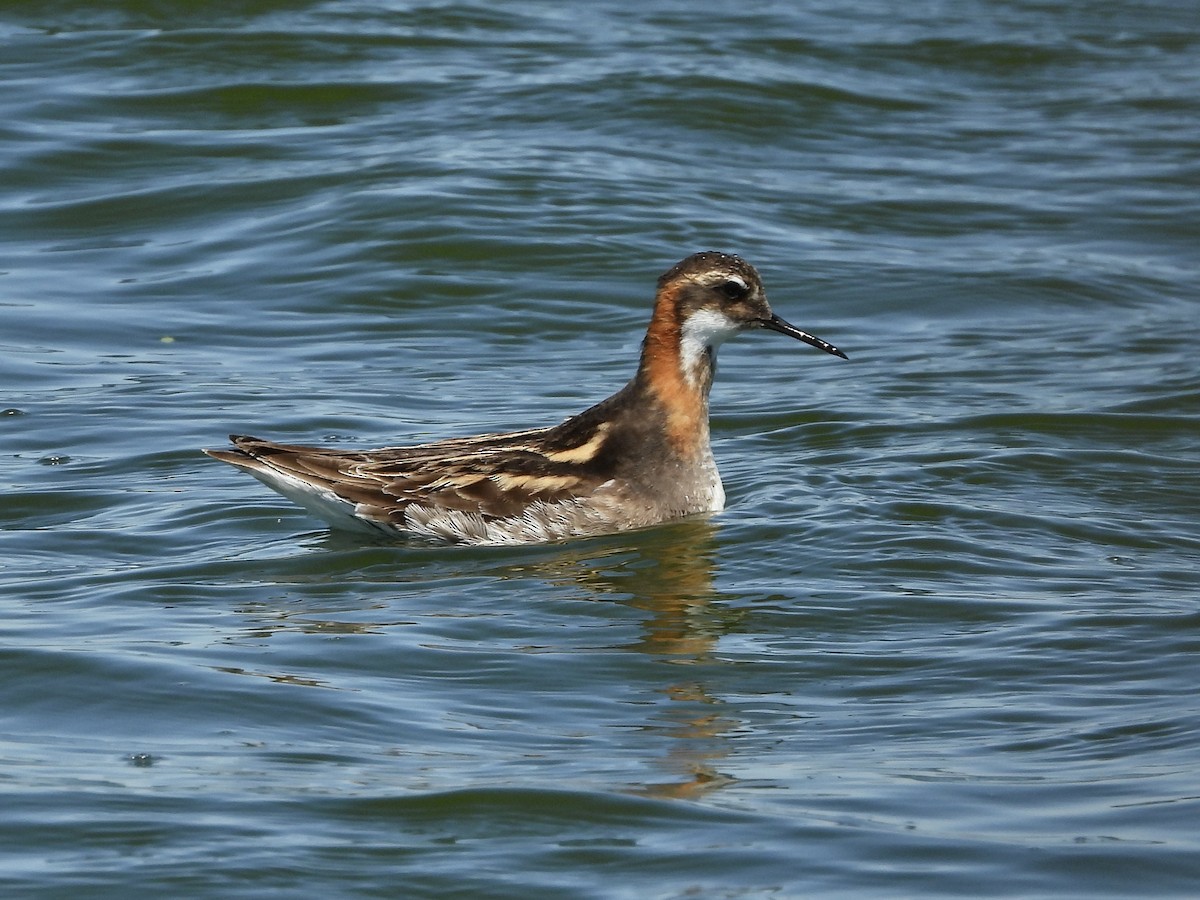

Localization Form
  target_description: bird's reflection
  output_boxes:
[487,517,746,800]
[225,516,748,800]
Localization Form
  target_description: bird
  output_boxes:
[204,251,846,545]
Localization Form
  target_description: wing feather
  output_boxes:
[212,429,612,525]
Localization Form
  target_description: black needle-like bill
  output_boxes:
[759,314,848,360]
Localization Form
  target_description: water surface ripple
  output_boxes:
[2,1,1198,897]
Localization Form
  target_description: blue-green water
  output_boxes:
[3,1,1199,896]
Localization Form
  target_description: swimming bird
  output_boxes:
[204,251,846,544]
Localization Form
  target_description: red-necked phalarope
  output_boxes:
[205,251,847,544]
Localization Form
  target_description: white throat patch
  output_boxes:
[679,308,742,383]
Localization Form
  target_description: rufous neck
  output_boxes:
[636,291,714,456]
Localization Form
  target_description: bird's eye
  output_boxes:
[717,278,748,300]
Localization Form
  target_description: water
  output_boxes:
[2,1,1199,896]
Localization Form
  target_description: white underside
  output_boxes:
[245,468,386,534]
[246,467,717,545]
[706,470,727,513]
[402,490,630,545]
